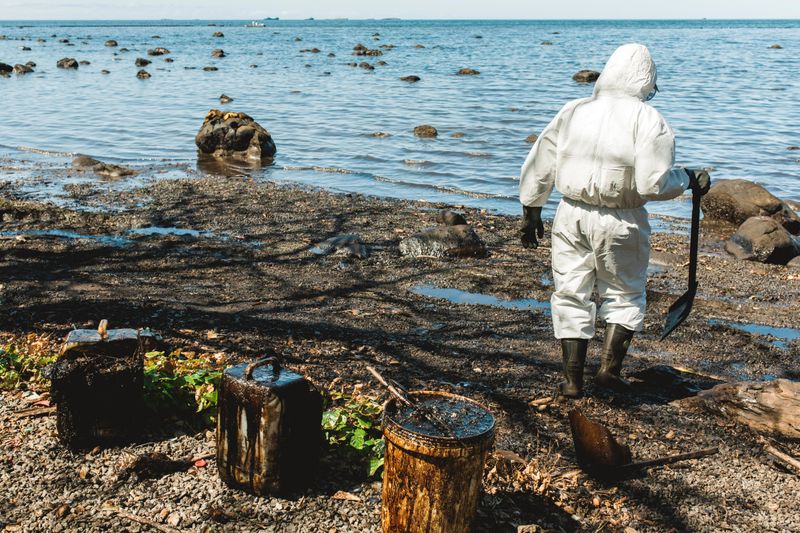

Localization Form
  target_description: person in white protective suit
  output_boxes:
[518,43,710,398]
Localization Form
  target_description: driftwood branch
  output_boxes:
[12,406,56,418]
[108,508,191,533]
[764,443,800,475]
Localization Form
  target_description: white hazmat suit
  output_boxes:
[519,43,690,340]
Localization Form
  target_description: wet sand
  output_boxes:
[1,169,799,532]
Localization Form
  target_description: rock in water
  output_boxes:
[147,47,170,56]
[413,125,438,138]
[203,66,218,71]
[212,31,224,37]
[13,64,33,75]
[0,63,12,73]
[400,75,420,82]
[211,48,225,58]
[72,155,137,180]
[195,109,276,161]
[352,43,382,56]
[135,57,151,67]
[572,69,600,83]
[525,134,538,144]
[219,94,233,104]
[400,225,487,258]
[136,69,151,79]
[725,216,800,264]
[309,234,368,259]
[702,179,800,234]
[104,39,117,47]
[57,57,78,69]
[457,68,480,75]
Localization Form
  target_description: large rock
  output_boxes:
[57,57,79,69]
[353,43,382,56]
[72,155,137,180]
[702,179,800,234]
[0,63,12,73]
[399,225,487,258]
[572,70,600,83]
[413,125,438,138]
[725,216,800,264]
[195,109,276,161]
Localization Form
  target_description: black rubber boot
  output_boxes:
[595,323,634,391]
[559,339,588,398]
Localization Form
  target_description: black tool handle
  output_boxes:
[688,186,701,290]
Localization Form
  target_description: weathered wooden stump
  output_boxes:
[50,320,158,450]
[216,357,322,496]
[381,391,495,533]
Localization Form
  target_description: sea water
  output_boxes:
[1,19,798,218]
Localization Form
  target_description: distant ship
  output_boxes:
[245,21,266,27]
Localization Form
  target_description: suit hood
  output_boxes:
[593,43,657,101]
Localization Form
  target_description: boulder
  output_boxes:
[57,57,79,69]
[400,75,420,82]
[195,109,276,161]
[525,134,538,144]
[13,64,33,75]
[436,210,467,226]
[72,155,137,180]
[147,47,170,56]
[212,31,224,37]
[701,179,800,234]
[136,69,151,79]
[211,49,225,58]
[400,225,487,258]
[309,235,368,259]
[572,70,600,83]
[725,216,800,264]
[135,57,151,67]
[353,43,382,56]
[413,125,438,138]
[105,39,118,47]
[457,68,480,75]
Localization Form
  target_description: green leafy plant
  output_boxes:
[0,335,58,390]
[143,351,223,426]
[322,389,385,477]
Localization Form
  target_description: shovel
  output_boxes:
[661,185,702,340]
[569,409,717,480]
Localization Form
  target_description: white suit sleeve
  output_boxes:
[634,110,690,201]
[519,111,560,207]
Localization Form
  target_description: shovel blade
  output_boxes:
[569,409,632,477]
[660,285,697,340]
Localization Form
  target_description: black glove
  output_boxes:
[520,205,544,249]
[686,169,711,196]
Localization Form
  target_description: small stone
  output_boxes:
[203,66,218,71]
[400,75,420,82]
[212,31,224,37]
[457,68,480,75]
[136,69,151,79]
[219,94,233,104]
[769,44,783,49]
[211,48,225,58]
[525,134,539,144]
[166,512,181,527]
[135,57,151,67]
[147,47,170,56]
[104,39,117,47]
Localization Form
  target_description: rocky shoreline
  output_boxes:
[1,165,800,532]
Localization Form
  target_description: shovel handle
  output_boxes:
[688,186,702,289]
[623,446,718,471]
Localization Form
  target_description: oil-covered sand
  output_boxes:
[1,169,799,532]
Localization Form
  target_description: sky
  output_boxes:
[1,0,799,20]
